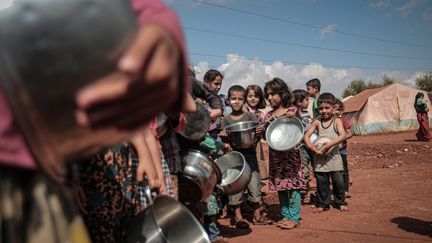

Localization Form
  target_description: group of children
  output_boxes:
[71,67,354,243]
[209,76,354,241]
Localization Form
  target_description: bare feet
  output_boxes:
[339,205,349,212]
[279,220,298,230]
[313,207,328,213]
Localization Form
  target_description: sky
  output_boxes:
[165,0,432,97]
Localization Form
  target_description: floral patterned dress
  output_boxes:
[75,142,145,243]
[263,110,306,191]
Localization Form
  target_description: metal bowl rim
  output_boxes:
[224,121,259,132]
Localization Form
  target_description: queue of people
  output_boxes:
[0,1,358,242]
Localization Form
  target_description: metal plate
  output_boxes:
[266,116,304,151]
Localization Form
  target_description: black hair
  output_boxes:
[306,78,321,92]
[264,77,293,108]
[246,84,266,109]
[317,92,336,105]
[293,89,309,105]
[334,98,344,111]
[203,69,223,83]
[227,85,246,99]
[415,92,424,102]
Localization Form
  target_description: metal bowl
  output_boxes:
[178,103,211,141]
[310,133,319,144]
[0,0,138,174]
[266,116,304,151]
[179,150,221,202]
[214,151,251,195]
[313,136,333,155]
[224,121,259,149]
[127,195,210,243]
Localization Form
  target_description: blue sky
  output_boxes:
[165,0,432,97]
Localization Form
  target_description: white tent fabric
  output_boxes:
[343,83,432,135]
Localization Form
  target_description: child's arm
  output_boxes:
[346,128,353,140]
[304,120,319,152]
[322,118,346,154]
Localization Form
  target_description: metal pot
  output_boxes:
[214,151,252,195]
[179,150,221,202]
[178,103,211,141]
[156,113,170,139]
[266,116,304,151]
[224,121,259,149]
[0,0,138,175]
[127,188,210,243]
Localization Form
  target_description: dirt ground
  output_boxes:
[218,130,432,242]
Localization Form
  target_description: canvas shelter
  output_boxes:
[343,83,432,135]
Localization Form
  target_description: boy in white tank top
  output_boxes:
[304,93,348,212]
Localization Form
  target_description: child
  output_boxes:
[306,78,321,119]
[220,85,271,228]
[304,93,348,212]
[262,78,306,229]
[293,89,314,204]
[414,92,432,141]
[245,85,268,181]
[245,85,267,119]
[334,99,353,198]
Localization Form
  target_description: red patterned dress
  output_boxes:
[262,109,306,191]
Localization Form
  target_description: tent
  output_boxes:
[343,83,432,135]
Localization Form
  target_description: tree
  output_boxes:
[382,74,395,86]
[415,72,432,92]
[341,74,397,98]
[342,80,366,98]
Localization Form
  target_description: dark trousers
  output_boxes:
[341,154,350,192]
[315,171,347,209]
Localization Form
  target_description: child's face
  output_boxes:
[228,91,245,112]
[307,85,318,97]
[334,104,342,117]
[319,102,335,120]
[206,75,223,94]
[246,89,260,109]
[299,97,309,110]
[266,88,282,108]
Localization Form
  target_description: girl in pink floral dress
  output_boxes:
[262,78,306,230]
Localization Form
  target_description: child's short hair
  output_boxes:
[203,69,223,83]
[334,98,344,111]
[293,89,309,105]
[246,85,266,109]
[306,78,321,92]
[317,92,336,105]
[227,85,246,99]
[264,77,293,107]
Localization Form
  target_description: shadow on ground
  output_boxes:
[219,224,252,238]
[391,216,432,238]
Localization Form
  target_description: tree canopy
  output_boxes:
[415,72,432,92]
[342,74,395,98]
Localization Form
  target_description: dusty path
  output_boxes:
[218,130,432,242]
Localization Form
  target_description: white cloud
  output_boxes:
[193,54,423,98]
[320,24,336,39]
[422,9,432,23]
[369,0,391,9]
[0,0,12,10]
[395,0,428,15]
